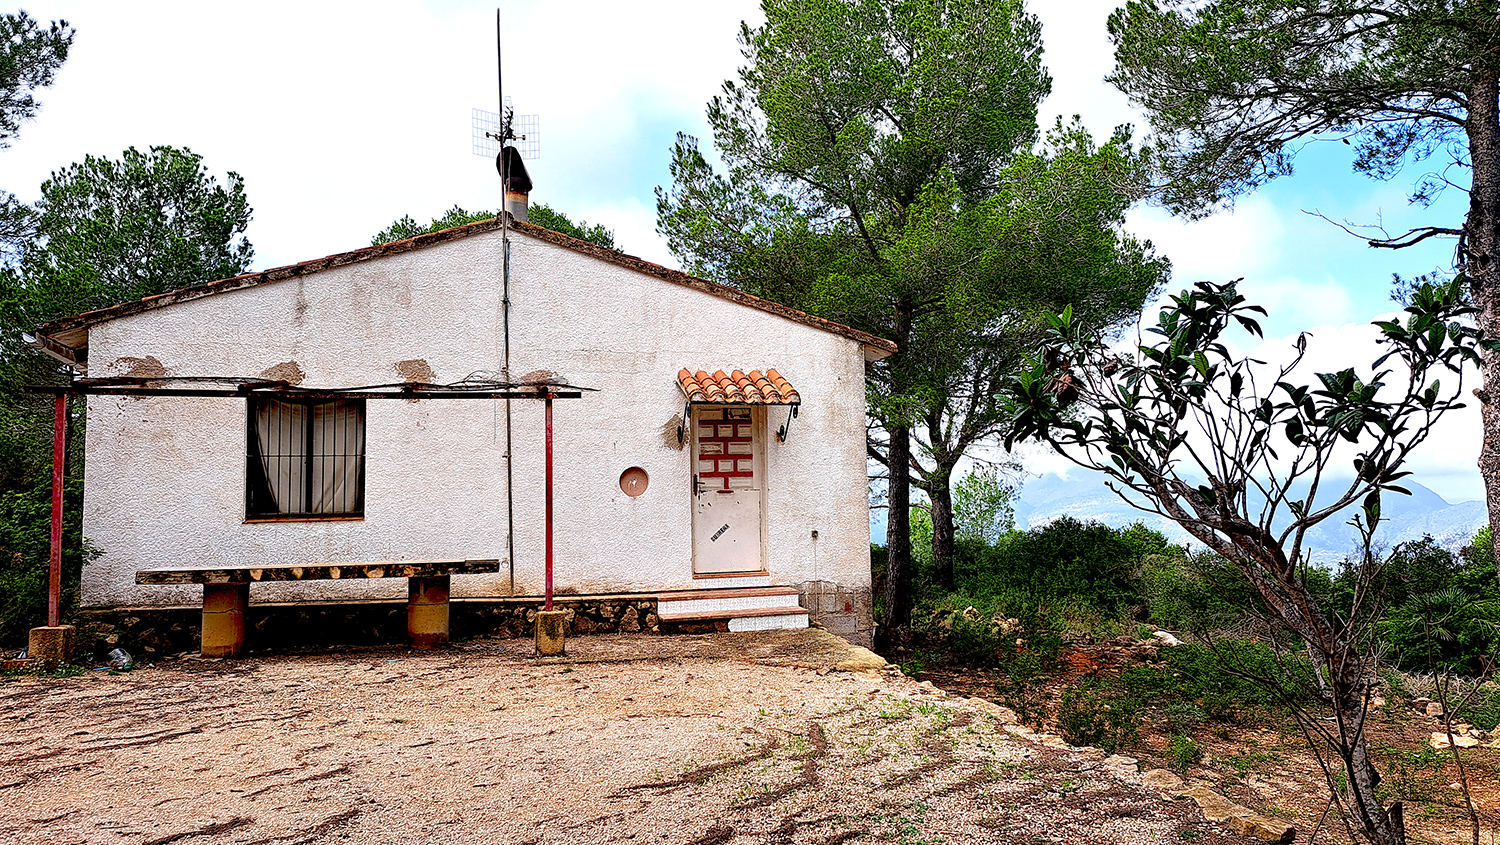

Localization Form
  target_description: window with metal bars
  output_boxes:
[245,397,366,519]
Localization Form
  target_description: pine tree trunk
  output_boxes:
[883,423,914,634]
[930,470,956,592]
[1467,70,1500,596]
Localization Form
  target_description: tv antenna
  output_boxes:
[472,98,539,160]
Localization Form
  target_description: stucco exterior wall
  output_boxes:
[81,228,874,634]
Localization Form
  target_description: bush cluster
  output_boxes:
[902,511,1498,766]
[0,477,92,644]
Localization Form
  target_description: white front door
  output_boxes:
[691,406,764,574]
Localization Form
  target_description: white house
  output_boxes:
[33,215,895,646]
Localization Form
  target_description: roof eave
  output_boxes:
[33,213,899,363]
[25,330,87,372]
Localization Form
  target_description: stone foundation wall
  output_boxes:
[72,587,871,659]
[798,580,874,648]
[453,596,660,639]
[76,595,661,660]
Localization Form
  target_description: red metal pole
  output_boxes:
[544,391,553,612]
[48,394,67,628]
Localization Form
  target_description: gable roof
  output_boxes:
[32,216,897,367]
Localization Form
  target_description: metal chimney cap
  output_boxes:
[497,147,533,193]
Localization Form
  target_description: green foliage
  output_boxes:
[952,467,1016,545]
[0,10,74,250]
[1118,522,1178,560]
[0,11,73,149]
[994,517,1139,616]
[1374,537,1463,610]
[1458,682,1500,732]
[1121,641,1314,724]
[899,652,925,678]
[1161,702,1207,735]
[1459,524,1499,595]
[369,202,617,250]
[527,203,617,250]
[1139,549,1260,634]
[1107,0,1485,217]
[1380,586,1499,674]
[369,205,492,245]
[1,661,82,678]
[1055,678,1140,754]
[1,145,254,358]
[1376,746,1448,807]
[945,612,1001,667]
[1166,734,1201,772]
[1333,533,1500,673]
[0,475,92,644]
[918,517,1157,633]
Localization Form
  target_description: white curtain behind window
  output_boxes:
[255,398,307,513]
[310,400,365,513]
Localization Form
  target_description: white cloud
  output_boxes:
[1238,318,1483,503]
[1127,198,1286,284]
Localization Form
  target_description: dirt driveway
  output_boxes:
[2,630,1248,845]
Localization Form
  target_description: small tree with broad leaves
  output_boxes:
[1002,278,1492,845]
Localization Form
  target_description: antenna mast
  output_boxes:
[497,7,516,598]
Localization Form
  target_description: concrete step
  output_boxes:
[656,605,810,623]
[656,586,802,618]
[729,612,810,633]
[656,586,809,632]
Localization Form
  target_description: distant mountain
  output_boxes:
[1014,472,1486,564]
[870,471,1486,563]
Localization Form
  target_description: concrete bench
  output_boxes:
[135,559,501,658]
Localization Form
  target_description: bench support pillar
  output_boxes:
[408,575,450,649]
[202,583,248,658]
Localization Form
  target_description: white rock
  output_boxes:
[1152,630,1182,647]
[1432,732,1481,749]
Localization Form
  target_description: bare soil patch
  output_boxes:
[3,630,1253,844]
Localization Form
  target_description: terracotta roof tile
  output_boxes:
[677,368,800,405]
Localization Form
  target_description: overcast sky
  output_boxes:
[0,0,1480,502]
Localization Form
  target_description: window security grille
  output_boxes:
[246,398,366,518]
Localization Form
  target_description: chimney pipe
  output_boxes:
[498,147,532,223]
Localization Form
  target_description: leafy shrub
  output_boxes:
[1459,525,1499,594]
[1139,549,1260,634]
[940,516,1140,625]
[1166,734,1201,771]
[1121,640,1314,722]
[1377,746,1447,805]
[1460,682,1500,732]
[1380,586,1499,674]
[1118,522,1181,560]
[947,612,1002,666]
[1376,537,1463,609]
[1162,701,1207,735]
[1056,678,1140,753]
[0,476,93,645]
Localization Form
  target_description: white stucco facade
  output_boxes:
[70,223,883,635]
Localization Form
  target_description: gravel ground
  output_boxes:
[1,630,1253,844]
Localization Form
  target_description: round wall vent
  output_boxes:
[619,467,649,498]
